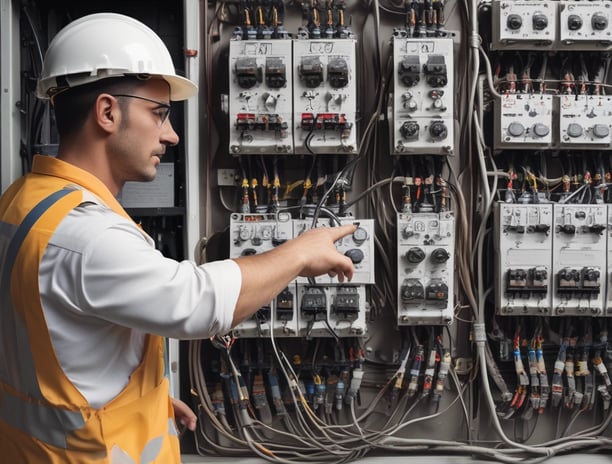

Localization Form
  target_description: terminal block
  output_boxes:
[552,204,607,316]
[229,39,293,154]
[391,38,454,155]
[297,285,367,338]
[397,212,455,325]
[494,204,553,315]
[293,39,358,154]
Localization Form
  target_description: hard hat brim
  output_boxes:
[165,74,198,101]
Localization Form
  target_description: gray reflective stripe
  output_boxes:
[0,386,85,449]
[0,188,74,397]
[141,436,164,463]
[0,188,85,448]
[168,417,178,436]
[111,445,135,464]
[110,430,171,464]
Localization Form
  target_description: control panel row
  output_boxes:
[492,0,612,50]
[229,213,374,338]
[495,203,612,316]
[494,93,612,150]
[228,39,358,155]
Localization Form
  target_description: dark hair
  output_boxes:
[51,77,146,139]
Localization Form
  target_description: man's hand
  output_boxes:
[171,397,197,432]
[292,223,357,282]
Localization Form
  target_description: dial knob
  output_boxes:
[507,122,525,137]
[567,123,583,138]
[533,13,548,30]
[507,14,522,30]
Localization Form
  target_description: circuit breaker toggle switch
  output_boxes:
[299,56,324,88]
[301,288,327,320]
[423,55,448,87]
[558,268,580,290]
[507,268,528,291]
[327,57,350,88]
[582,267,601,291]
[235,57,261,89]
[398,56,420,87]
[332,287,360,320]
[276,288,294,321]
[265,57,287,88]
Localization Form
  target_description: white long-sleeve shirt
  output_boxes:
[39,201,240,408]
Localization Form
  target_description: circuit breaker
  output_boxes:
[559,0,612,49]
[297,285,367,338]
[293,39,358,155]
[229,212,298,337]
[396,212,455,325]
[228,39,293,155]
[491,0,557,50]
[559,94,612,148]
[552,204,607,316]
[292,218,375,285]
[494,203,553,316]
[391,37,454,155]
[494,93,554,149]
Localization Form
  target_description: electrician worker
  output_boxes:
[0,12,356,463]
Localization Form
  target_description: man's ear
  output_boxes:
[95,94,120,134]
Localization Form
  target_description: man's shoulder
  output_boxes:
[49,203,140,253]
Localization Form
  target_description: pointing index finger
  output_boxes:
[330,223,358,241]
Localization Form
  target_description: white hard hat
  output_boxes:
[36,13,197,101]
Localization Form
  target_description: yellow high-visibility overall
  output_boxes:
[0,156,180,463]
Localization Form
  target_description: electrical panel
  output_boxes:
[292,39,358,155]
[228,39,293,155]
[494,93,554,149]
[551,204,607,316]
[391,37,454,155]
[293,218,375,285]
[494,203,554,316]
[229,212,298,337]
[397,212,455,325]
[559,94,612,147]
[559,0,612,49]
[491,0,557,50]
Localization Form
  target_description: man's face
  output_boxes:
[107,79,178,184]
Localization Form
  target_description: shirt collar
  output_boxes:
[31,155,133,222]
